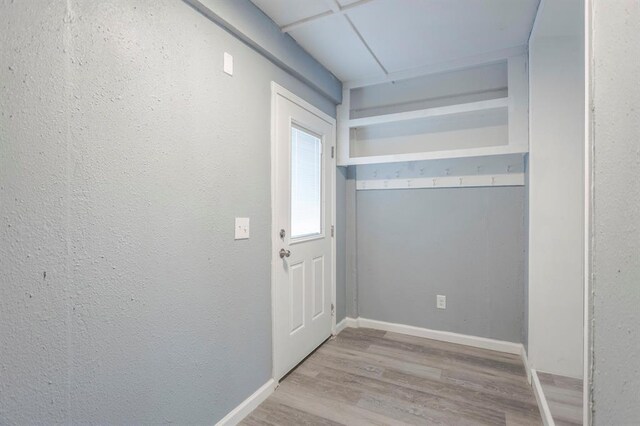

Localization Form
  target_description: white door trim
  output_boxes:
[270,82,337,382]
[583,0,593,423]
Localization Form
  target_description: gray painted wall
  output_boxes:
[345,166,359,319]
[0,0,335,423]
[356,187,527,343]
[592,1,640,423]
[335,167,347,322]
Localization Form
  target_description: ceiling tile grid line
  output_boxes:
[324,0,342,13]
[251,0,540,84]
[280,0,376,32]
[317,0,388,77]
[281,10,336,33]
[342,13,388,75]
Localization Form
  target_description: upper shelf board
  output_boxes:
[347,97,508,128]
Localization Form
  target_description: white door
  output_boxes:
[272,84,335,381]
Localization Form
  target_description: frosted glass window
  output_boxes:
[291,126,322,238]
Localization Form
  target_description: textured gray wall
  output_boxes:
[592,1,640,423]
[356,187,527,343]
[0,0,334,424]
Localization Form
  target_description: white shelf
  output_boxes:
[346,144,528,166]
[336,55,529,167]
[348,98,508,129]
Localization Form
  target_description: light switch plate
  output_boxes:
[437,295,446,309]
[235,217,249,240]
[223,52,233,76]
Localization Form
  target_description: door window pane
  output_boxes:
[291,126,322,238]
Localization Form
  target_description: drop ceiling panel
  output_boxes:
[347,0,539,73]
[250,0,330,27]
[250,0,540,83]
[337,0,368,6]
[289,15,384,81]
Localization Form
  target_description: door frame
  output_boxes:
[270,82,337,381]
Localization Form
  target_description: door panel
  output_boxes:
[289,261,305,333]
[272,86,335,381]
[312,256,325,319]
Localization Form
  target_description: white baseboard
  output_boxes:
[216,379,276,426]
[335,317,348,334]
[343,318,549,423]
[520,345,532,384]
[531,369,555,426]
[344,317,359,329]
[353,317,523,355]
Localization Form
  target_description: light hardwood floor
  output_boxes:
[242,327,542,425]
[538,372,582,426]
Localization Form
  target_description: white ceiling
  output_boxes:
[251,0,540,84]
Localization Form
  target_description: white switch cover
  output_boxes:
[437,295,446,310]
[235,217,249,240]
[223,52,233,76]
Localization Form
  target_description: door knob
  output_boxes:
[279,249,291,259]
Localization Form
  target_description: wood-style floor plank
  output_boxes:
[537,371,582,426]
[242,328,542,425]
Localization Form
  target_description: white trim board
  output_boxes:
[215,379,276,426]
[344,317,523,355]
[583,1,593,425]
[356,173,524,190]
[334,317,349,334]
[531,370,556,426]
[270,82,336,124]
[338,317,534,384]
[338,317,360,331]
[521,345,532,384]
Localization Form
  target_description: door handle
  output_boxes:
[279,249,291,259]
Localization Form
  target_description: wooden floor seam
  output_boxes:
[242,327,544,425]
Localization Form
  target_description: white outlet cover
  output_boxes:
[235,217,249,240]
[223,52,233,76]
[437,295,446,309]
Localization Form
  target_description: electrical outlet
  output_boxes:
[235,217,249,240]
[437,295,446,309]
